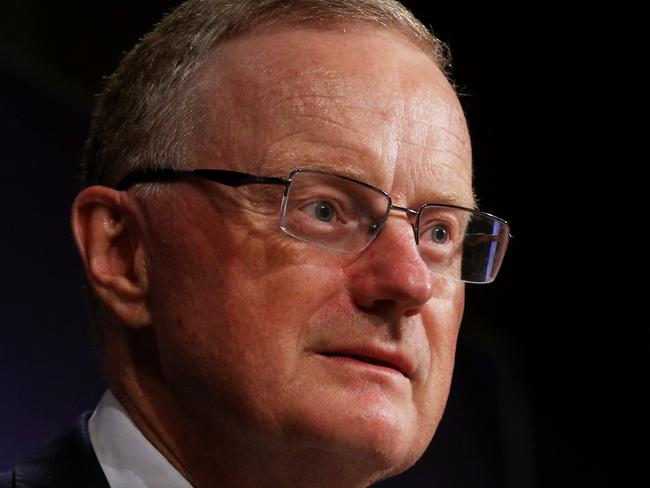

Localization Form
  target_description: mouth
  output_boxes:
[318,349,413,379]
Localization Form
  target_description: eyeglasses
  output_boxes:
[116,167,510,284]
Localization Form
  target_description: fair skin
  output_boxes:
[72,23,473,488]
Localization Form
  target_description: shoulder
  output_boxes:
[1,412,109,488]
[0,470,12,488]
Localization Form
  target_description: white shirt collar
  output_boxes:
[88,390,194,488]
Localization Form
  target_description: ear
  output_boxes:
[71,186,151,328]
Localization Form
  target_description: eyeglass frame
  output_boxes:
[115,167,511,283]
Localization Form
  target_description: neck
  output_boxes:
[101,323,388,488]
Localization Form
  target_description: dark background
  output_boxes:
[0,2,637,487]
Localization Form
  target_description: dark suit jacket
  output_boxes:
[0,412,109,488]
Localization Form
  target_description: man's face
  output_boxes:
[140,25,472,480]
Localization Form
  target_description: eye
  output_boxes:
[429,224,449,244]
[310,200,335,222]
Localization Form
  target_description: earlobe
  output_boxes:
[71,186,152,328]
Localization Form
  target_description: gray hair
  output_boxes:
[80,0,451,189]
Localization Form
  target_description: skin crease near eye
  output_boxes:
[105,23,474,488]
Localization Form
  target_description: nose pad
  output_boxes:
[366,209,418,252]
[350,215,434,317]
[382,204,420,246]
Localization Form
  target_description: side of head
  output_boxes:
[72,1,471,486]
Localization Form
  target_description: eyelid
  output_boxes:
[419,211,460,228]
[294,184,369,214]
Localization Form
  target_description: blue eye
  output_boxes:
[313,201,335,222]
[429,224,449,244]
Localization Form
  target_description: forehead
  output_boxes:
[196,24,473,207]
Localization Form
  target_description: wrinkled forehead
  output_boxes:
[194,23,472,205]
[202,22,461,120]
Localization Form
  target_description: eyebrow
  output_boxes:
[298,161,369,181]
[261,159,369,182]
[428,190,477,210]
[262,161,477,209]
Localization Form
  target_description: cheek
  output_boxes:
[412,285,465,436]
[149,229,349,421]
[425,282,465,360]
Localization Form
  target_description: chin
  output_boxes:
[336,424,432,485]
[352,412,431,477]
[288,395,434,483]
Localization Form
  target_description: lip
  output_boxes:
[317,345,415,379]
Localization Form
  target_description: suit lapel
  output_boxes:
[12,413,109,488]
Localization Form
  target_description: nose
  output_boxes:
[348,215,434,318]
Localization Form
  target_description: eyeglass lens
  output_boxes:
[279,170,508,284]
